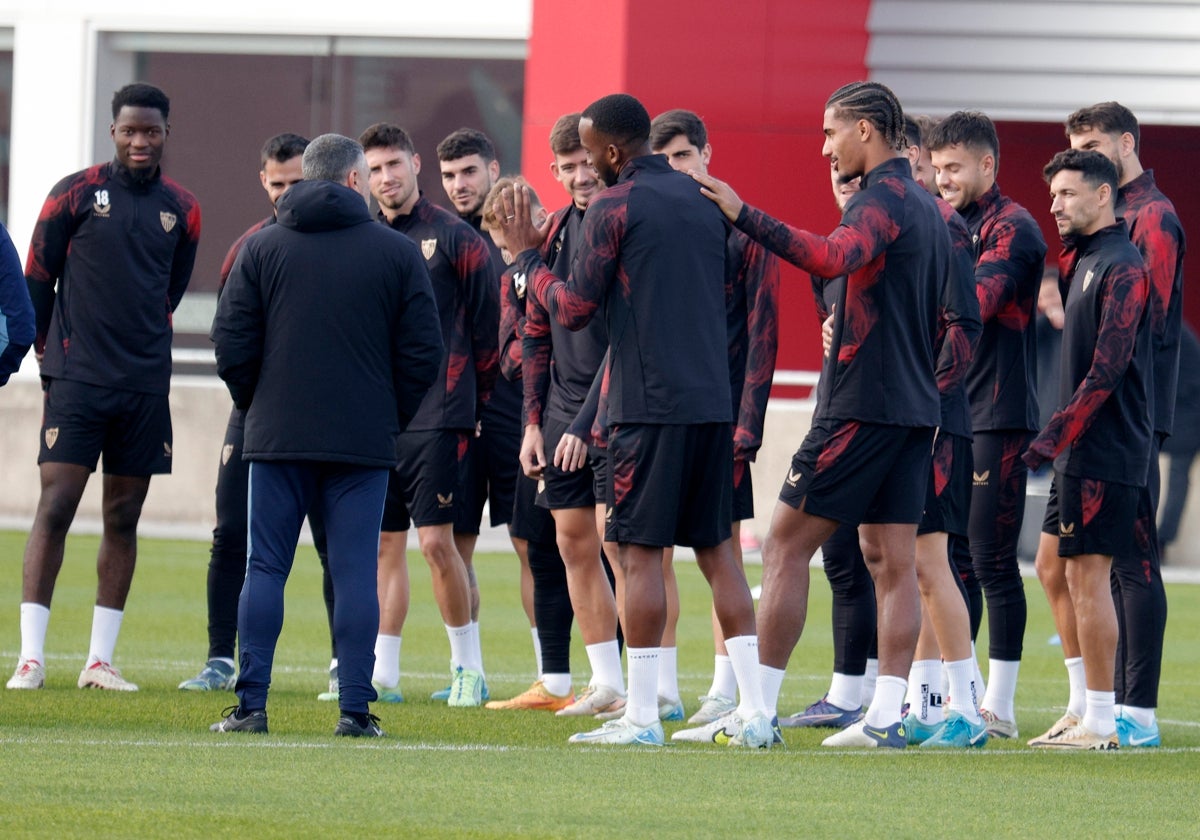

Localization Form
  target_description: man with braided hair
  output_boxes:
[693,81,950,748]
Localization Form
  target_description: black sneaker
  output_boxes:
[210,705,268,733]
[335,712,384,738]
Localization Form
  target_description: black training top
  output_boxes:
[519,154,731,425]
[959,183,1046,433]
[737,156,944,428]
[1026,222,1152,486]
[384,194,499,432]
[26,160,201,395]
[1119,170,1186,436]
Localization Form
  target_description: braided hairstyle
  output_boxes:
[825,81,906,151]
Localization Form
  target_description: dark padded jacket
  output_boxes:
[211,179,443,467]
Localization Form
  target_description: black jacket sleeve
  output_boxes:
[210,244,265,409]
[391,250,444,431]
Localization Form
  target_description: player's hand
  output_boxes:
[822,305,836,357]
[1021,435,1055,471]
[554,432,589,472]
[520,424,547,479]
[496,184,551,255]
[689,170,744,222]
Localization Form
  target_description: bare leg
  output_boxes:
[511,534,535,627]
[552,506,618,645]
[914,531,971,663]
[453,531,481,621]
[661,546,679,647]
[22,463,92,605]
[1065,554,1117,692]
[858,522,920,681]
[615,543,666,648]
[418,523,471,626]
[1035,532,1080,658]
[377,530,410,636]
[95,474,151,609]
[757,500,838,668]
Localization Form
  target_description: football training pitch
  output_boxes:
[2,530,1198,838]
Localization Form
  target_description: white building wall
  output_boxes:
[868,0,1200,123]
[0,0,532,262]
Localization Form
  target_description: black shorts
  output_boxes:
[1042,473,1139,558]
[918,432,973,538]
[779,419,935,526]
[383,429,469,531]
[38,378,172,475]
[605,422,732,549]
[454,420,520,534]
[540,413,607,510]
[732,459,755,523]
[509,467,556,544]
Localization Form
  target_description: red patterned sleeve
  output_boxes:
[1131,206,1184,343]
[524,186,627,330]
[169,188,202,312]
[975,210,1045,328]
[936,212,982,395]
[1025,262,1148,467]
[734,239,780,460]
[459,228,500,416]
[498,264,524,382]
[24,173,85,353]
[734,193,899,280]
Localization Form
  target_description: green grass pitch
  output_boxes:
[1,530,1198,838]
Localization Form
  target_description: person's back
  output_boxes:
[209,133,441,738]
[596,154,730,424]
[232,179,436,465]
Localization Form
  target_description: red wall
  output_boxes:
[522,3,1197,390]
[522,0,873,392]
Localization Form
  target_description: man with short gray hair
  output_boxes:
[209,133,443,737]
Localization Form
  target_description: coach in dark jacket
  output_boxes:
[209,133,441,738]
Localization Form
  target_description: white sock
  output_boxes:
[725,635,767,718]
[86,606,123,666]
[530,627,542,677]
[19,602,50,664]
[1065,657,1086,718]
[862,658,879,708]
[982,658,1019,721]
[906,660,944,725]
[446,623,480,672]
[972,642,986,697]
[865,675,907,728]
[1083,689,1116,736]
[708,654,737,700]
[827,672,863,711]
[585,640,624,693]
[624,647,659,726]
[760,664,786,720]
[372,634,401,687]
[542,672,572,697]
[469,621,485,677]
[944,657,982,722]
[1122,704,1156,727]
[329,657,338,671]
[657,646,680,703]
